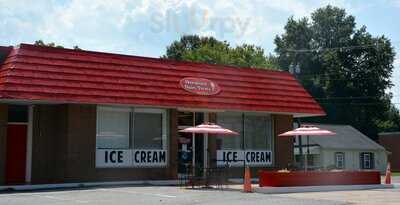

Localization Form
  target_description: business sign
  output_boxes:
[216,150,272,167]
[180,77,221,95]
[96,149,167,168]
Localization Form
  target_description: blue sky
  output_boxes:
[1,0,399,108]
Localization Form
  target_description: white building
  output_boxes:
[294,124,388,173]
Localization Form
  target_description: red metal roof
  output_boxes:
[0,44,325,117]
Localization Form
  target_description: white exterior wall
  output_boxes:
[319,149,387,173]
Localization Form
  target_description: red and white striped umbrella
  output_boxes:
[279,125,336,136]
[279,125,335,171]
[179,122,239,136]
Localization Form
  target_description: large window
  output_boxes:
[133,109,165,150]
[216,113,243,150]
[96,107,130,149]
[96,106,167,150]
[216,112,273,150]
[244,114,272,150]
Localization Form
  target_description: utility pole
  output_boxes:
[290,63,303,169]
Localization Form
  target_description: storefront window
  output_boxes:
[96,107,167,150]
[133,109,165,150]
[96,107,130,149]
[216,112,274,167]
[216,113,242,150]
[244,114,272,150]
[216,112,273,150]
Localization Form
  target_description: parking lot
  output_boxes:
[0,185,346,205]
[1,176,399,205]
[0,183,398,205]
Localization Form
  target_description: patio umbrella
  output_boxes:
[179,122,239,175]
[179,122,239,135]
[279,125,336,171]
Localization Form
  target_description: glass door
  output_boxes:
[177,112,204,176]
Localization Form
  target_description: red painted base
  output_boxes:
[258,170,381,187]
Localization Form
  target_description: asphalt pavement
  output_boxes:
[0,186,344,205]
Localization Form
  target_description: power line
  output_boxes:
[283,44,381,53]
[314,96,395,100]
[318,102,400,105]
[281,40,400,53]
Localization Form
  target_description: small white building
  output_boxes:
[294,124,388,173]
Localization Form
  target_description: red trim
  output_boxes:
[0,44,325,116]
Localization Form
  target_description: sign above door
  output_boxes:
[180,77,221,95]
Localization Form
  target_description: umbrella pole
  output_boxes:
[298,135,303,169]
[305,135,310,171]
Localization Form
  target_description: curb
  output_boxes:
[254,184,395,194]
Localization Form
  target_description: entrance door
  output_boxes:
[5,124,27,184]
[177,112,204,176]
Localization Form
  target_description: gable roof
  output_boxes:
[0,44,325,117]
[298,124,385,150]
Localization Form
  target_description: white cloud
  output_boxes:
[1,0,398,104]
[0,0,387,56]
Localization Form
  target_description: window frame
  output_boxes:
[133,108,168,150]
[334,152,345,169]
[96,106,132,149]
[216,112,274,151]
[96,106,168,151]
[244,113,273,151]
[361,152,374,169]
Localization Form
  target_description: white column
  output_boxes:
[192,112,195,173]
[203,112,209,169]
[25,105,34,183]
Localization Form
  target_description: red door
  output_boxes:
[5,124,27,184]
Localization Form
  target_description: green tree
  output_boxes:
[34,40,81,50]
[163,35,279,69]
[275,5,398,140]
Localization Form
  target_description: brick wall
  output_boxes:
[274,114,294,169]
[379,134,400,172]
[0,104,8,185]
[31,105,68,184]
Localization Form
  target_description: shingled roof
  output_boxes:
[0,44,325,117]
[299,124,385,150]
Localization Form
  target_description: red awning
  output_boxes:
[0,44,325,117]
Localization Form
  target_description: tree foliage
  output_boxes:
[275,5,398,139]
[162,35,279,69]
[34,40,81,50]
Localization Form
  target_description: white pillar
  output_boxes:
[25,105,33,183]
[203,112,209,169]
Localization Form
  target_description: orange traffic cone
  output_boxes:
[243,166,252,193]
[385,163,391,184]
